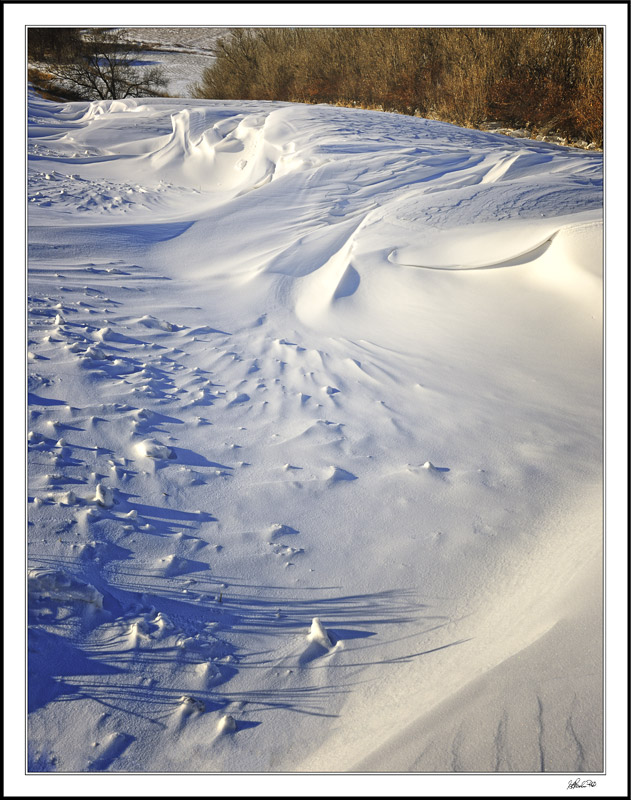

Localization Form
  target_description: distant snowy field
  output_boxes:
[115,27,222,97]
[27,88,603,774]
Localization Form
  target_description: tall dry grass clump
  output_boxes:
[192,27,603,145]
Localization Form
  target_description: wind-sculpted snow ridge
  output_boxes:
[27,94,603,773]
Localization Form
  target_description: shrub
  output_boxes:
[192,27,603,145]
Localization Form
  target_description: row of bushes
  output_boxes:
[192,28,603,145]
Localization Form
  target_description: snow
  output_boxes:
[308,617,333,649]
[23,83,607,779]
[114,26,222,98]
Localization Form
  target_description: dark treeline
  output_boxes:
[28,27,82,63]
[192,28,603,145]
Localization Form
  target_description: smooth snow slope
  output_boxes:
[27,92,603,773]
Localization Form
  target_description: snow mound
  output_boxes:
[28,568,104,610]
[308,617,333,649]
[83,345,107,360]
[93,482,115,507]
[267,523,300,539]
[217,714,237,733]
[136,314,181,332]
[134,438,175,459]
[157,554,208,577]
[59,490,78,506]
[227,392,250,407]
[176,695,205,715]
[131,408,155,422]
[327,466,358,483]
[149,107,281,195]
[95,326,115,342]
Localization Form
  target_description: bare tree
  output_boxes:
[45,29,168,100]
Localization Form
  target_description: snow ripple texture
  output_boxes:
[26,90,603,774]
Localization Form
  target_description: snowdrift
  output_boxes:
[27,93,603,773]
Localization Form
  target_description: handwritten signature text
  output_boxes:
[567,778,597,789]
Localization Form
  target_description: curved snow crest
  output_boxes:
[294,236,362,322]
[148,106,290,193]
[104,100,599,322]
[64,96,166,125]
[387,224,560,271]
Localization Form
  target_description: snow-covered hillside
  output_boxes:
[27,91,603,774]
[114,27,222,97]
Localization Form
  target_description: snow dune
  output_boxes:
[27,91,603,773]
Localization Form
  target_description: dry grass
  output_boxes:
[192,28,603,146]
